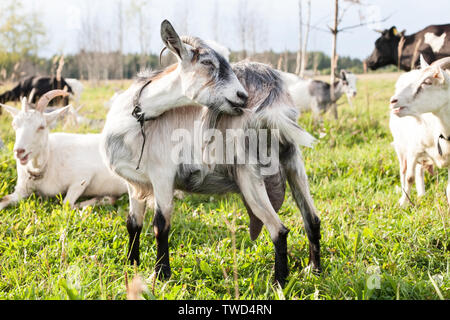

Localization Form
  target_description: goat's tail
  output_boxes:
[252,105,316,149]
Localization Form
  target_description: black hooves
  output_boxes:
[155,264,171,280]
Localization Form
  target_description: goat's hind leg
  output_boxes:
[282,146,321,273]
[236,166,289,287]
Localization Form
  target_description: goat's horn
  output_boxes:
[431,57,450,70]
[28,88,36,103]
[159,46,167,65]
[36,90,69,112]
[180,36,204,48]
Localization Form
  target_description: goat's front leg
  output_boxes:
[415,164,425,198]
[236,165,289,287]
[63,181,89,208]
[152,184,174,280]
[126,183,147,266]
[282,146,321,273]
[400,155,417,207]
[0,187,30,210]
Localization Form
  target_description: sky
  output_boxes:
[16,0,450,60]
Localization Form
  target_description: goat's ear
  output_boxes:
[437,67,450,84]
[160,20,187,60]
[44,105,71,125]
[419,54,430,69]
[340,70,347,81]
[0,103,20,117]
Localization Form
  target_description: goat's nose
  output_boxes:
[237,91,248,104]
[390,98,398,104]
[15,148,25,155]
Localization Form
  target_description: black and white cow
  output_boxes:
[0,76,73,106]
[366,24,450,71]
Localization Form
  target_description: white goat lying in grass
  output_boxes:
[389,55,450,206]
[0,90,127,209]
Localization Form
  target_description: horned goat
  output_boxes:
[100,20,321,287]
[389,55,450,206]
[0,90,127,210]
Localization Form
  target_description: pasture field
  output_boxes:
[0,74,448,300]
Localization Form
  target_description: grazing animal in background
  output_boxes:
[65,78,84,106]
[280,70,357,119]
[366,24,450,71]
[104,90,125,109]
[0,75,73,106]
[0,90,128,210]
[100,20,321,287]
[389,56,450,206]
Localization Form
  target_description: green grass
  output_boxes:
[0,77,448,300]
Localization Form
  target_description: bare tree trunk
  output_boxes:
[300,0,311,77]
[295,0,303,75]
[283,49,289,72]
[117,0,124,79]
[237,0,247,60]
[330,0,339,119]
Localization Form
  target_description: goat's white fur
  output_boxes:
[0,100,127,210]
[389,56,450,206]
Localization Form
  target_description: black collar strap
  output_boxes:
[131,79,156,170]
[437,134,450,156]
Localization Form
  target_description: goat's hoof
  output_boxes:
[155,265,171,280]
[274,277,287,288]
[398,198,408,207]
[307,263,322,275]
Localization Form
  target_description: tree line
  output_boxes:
[0,0,369,83]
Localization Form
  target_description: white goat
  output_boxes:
[389,55,450,206]
[100,20,321,287]
[281,70,357,118]
[0,90,127,210]
[65,78,84,106]
[104,90,124,109]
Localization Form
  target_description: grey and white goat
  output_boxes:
[0,90,127,210]
[281,70,357,119]
[101,20,321,287]
[390,56,450,205]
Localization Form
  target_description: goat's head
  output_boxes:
[390,56,450,117]
[340,70,357,98]
[160,20,248,115]
[1,90,71,165]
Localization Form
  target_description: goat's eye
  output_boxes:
[37,125,45,131]
[423,79,432,86]
[201,60,214,67]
